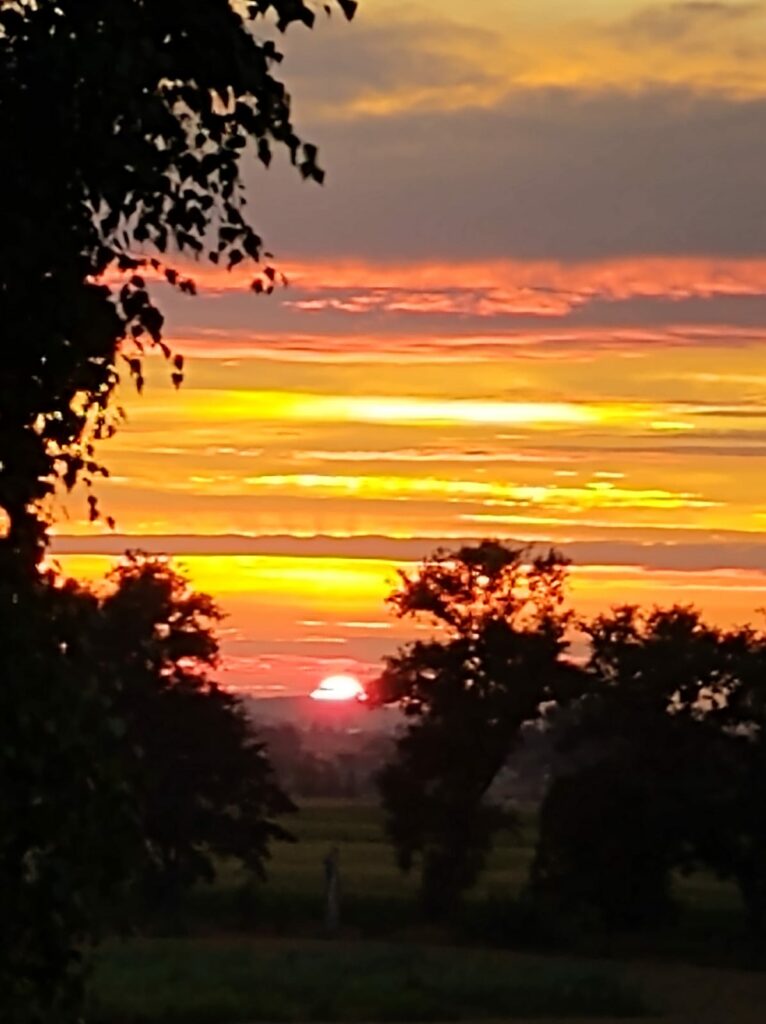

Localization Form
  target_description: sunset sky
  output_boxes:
[54,0,766,695]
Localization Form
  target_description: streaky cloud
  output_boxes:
[50,532,766,574]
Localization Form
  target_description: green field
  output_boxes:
[154,800,747,962]
[87,939,647,1023]
[89,800,766,1023]
[149,800,544,941]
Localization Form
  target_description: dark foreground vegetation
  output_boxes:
[84,800,766,1023]
[369,542,766,940]
[4,0,766,1021]
[9,535,766,1023]
[85,803,652,1023]
[124,801,766,969]
[0,2,358,1020]
[87,939,646,1023]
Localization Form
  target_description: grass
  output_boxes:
[152,800,535,938]
[87,801,766,1023]
[86,938,649,1023]
[144,800,755,968]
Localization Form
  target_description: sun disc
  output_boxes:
[310,674,365,702]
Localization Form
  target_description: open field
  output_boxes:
[92,800,766,1023]
[87,939,647,1023]
[164,800,752,966]
[87,937,766,1024]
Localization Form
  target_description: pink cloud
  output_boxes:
[117,254,766,299]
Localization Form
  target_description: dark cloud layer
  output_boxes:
[51,532,766,574]
[157,287,766,345]
[245,87,766,263]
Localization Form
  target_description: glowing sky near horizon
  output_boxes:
[54,0,766,695]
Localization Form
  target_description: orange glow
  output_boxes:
[112,255,766,305]
[58,0,766,699]
[310,674,366,702]
[53,553,766,697]
[118,388,658,432]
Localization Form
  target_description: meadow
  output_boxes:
[132,800,750,961]
[88,800,766,1023]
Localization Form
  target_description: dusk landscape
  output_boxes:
[47,0,766,697]
[6,2,766,1023]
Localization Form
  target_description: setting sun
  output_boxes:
[309,674,367,702]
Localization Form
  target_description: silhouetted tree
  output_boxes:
[0,575,138,1023]
[372,541,582,917]
[97,555,294,906]
[0,0,355,570]
[0,558,296,1019]
[710,623,766,932]
[0,3,356,1019]
[531,606,734,927]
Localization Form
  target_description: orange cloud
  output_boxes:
[122,255,766,303]
[163,325,765,365]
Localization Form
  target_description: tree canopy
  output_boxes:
[0,5,357,1020]
[0,0,356,573]
[531,605,766,929]
[98,554,294,904]
[0,554,297,1021]
[0,573,138,1022]
[372,541,582,916]
[375,562,766,932]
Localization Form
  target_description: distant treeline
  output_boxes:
[258,722,395,799]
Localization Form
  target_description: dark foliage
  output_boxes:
[0,556,295,1021]
[531,605,759,929]
[372,541,583,917]
[0,0,355,571]
[710,624,766,931]
[0,576,138,1023]
[0,3,356,1019]
[97,555,295,907]
[533,758,682,928]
